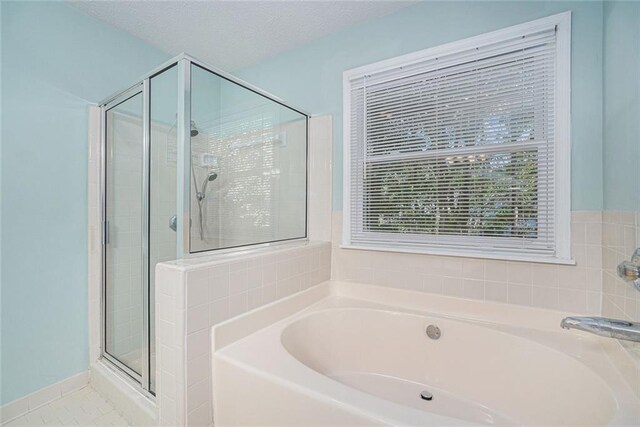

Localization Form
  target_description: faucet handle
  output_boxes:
[617,248,640,291]
[618,261,639,282]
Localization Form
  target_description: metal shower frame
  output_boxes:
[98,53,310,395]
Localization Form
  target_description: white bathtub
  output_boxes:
[211,281,640,426]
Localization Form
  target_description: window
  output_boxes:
[343,13,571,263]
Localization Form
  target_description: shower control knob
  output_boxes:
[169,215,177,232]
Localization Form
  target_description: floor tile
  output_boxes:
[5,387,131,426]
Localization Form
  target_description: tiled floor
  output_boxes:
[5,387,131,426]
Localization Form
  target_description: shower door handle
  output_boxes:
[169,215,177,232]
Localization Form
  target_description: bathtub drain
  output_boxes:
[420,390,433,401]
[426,324,441,340]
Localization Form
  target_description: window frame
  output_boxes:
[342,12,573,265]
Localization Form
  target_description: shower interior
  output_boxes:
[100,55,308,394]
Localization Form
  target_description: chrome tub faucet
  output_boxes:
[561,316,640,343]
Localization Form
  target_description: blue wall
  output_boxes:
[0,1,169,404]
[237,1,604,211]
[603,1,640,211]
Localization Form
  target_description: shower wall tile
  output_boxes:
[155,241,331,426]
[332,211,604,315]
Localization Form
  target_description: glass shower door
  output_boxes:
[103,87,146,382]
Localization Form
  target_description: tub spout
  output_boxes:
[561,316,640,343]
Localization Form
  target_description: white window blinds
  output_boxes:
[344,15,571,261]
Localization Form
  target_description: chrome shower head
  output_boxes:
[190,120,199,137]
[200,171,218,197]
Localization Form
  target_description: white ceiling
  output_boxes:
[69,0,414,71]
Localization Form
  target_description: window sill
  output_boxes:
[339,243,576,266]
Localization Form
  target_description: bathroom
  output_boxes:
[0,0,638,425]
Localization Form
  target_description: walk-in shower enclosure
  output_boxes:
[99,55,308,394]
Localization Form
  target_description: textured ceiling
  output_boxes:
[69,0,414,71]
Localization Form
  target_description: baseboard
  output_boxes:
[0,371,89,425]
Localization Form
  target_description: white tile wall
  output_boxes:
[332,211,603,314]
[155,265,185,427]
[155,241,331,426]
[602,211,640,322]
[308,115,333,242]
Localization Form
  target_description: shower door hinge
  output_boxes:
[102,220,109,245]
